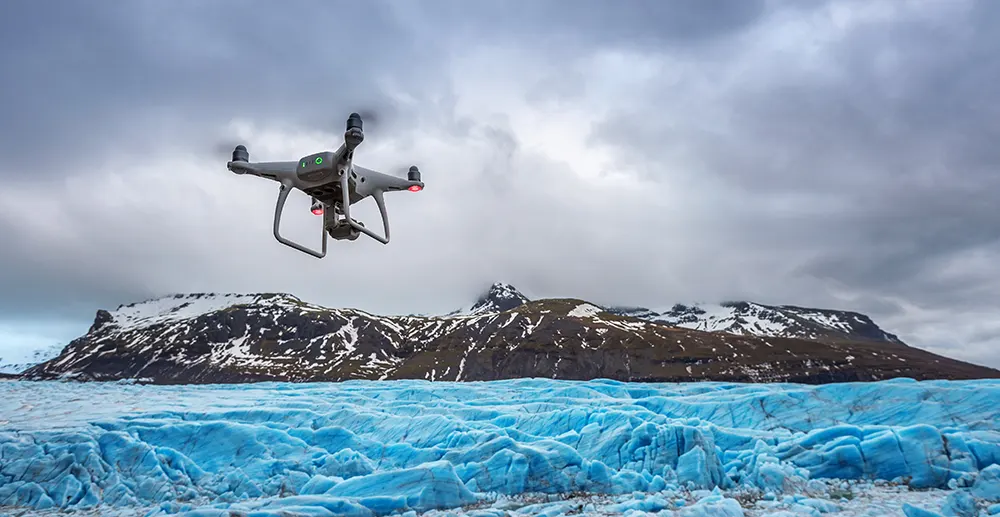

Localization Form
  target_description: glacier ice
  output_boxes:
[1,377,999,516]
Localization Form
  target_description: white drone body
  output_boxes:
[226,112,424,258]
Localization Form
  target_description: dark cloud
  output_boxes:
[1,0,998,369]
[406,0,770,49]
[581,0,1000,365]
[0,0,450,172]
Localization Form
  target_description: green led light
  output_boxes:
[315,157,323,165]
[301,161,306,168]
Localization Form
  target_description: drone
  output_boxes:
[225,112,424,258]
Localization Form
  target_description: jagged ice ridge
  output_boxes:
[1,378,1000,516]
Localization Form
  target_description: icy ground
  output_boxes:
[2,379,1000,517]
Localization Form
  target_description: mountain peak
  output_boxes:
[468,282,529,315]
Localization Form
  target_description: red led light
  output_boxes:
[408,185,422,192]
[311,208,324,215]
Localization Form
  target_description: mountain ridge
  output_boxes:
[20,282,1000,384]
[451,283,906,345]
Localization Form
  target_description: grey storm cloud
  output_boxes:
[586,0,1000,309]
[1,0,998,368]
[0,0,470,172]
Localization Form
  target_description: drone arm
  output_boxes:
[273,182,328,258]
[354,166,424,192]
[228,161,299,182]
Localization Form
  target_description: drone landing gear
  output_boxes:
[335,171,392,245]
[273,183,328,258]
[271,172,392,259]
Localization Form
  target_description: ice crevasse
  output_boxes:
[0,377,999,515]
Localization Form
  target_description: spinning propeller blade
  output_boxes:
[338,104,397,132]
[213,140,242,156]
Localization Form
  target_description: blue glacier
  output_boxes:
[1,378,999,516]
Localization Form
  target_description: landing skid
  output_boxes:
[272,172,391,258]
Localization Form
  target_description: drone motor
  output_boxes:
[232,145,249,163]
[346,112,363,131]
[407,166,423,192]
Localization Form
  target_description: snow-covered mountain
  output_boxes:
[0,342,65,375]
[22,283,1000,384]
[606,301,905,344]
[445,282,529,316]
[3,284,900,376]
[454,284,904,344]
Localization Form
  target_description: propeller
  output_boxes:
[346,101,400,133]
[367,161,417,180]
[212,138,245,160]
[355,108,380,128]
[209,104,399,162]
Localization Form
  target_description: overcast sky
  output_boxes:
[1,0,998,368]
